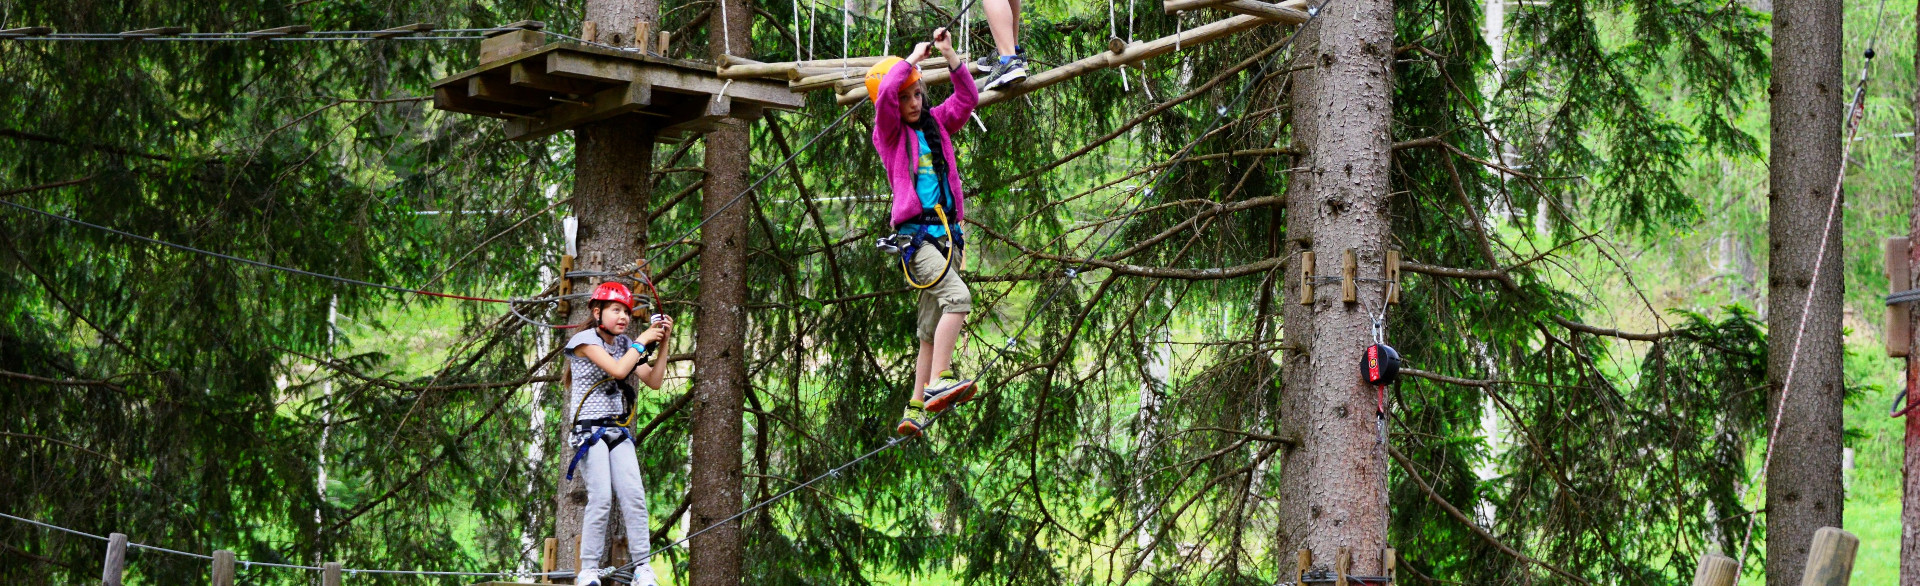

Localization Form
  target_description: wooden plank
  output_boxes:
[511,62,606,95]
[1691,553,1738,586]
[1798,527,1858,586]
[1385,250,1401,304]
[1295,549,1312,585]
[0,26,53,37]
[792,70,861,92]
[659,94,736,139]
[101,533,127,586]
[1300,251,1315,304]
[635,21,653,53]
[541,537,558,584]
[633,65,803,108]
[434,86,520,119]
[245,25,312,40]
[470,76,557,108]
[482,29,545,64]
[322,562,343,586]
[503,81,654,141]
[490,20,547,37]
[119,26,186,38]
[1382,548,1396,583]
[546,52,636,84]
[1342,248,1357,303]
[211,550,236,586]
[372,23,435,39]
[1890,237,1911,357]
[657,31,671,55]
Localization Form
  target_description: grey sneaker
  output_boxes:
[982,54,1028,91]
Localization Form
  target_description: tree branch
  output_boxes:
[1387,444,1592,584]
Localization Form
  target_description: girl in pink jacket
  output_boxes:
[866,28,980,436]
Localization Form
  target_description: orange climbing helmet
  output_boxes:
[589,281,634,310]
[864,57,921,105]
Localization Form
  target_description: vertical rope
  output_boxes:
[720,0,734,55]
[793,0,803,58]
[883,0,894,55]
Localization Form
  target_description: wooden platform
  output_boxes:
[431,31,802,142]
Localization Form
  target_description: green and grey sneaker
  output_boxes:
[897,401,929,436]
[923,371,979,413]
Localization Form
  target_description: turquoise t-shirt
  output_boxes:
[908,130,951,239]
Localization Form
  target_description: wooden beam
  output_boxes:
[118,26,186,39]
[1691,553,1738,586]
[0,26,53,37]
[482,29,545,64]
[245,25,312,40]
[503,82,654,140]
[211,550,236,586]
[433,86,521,119]
[322,562,342,586]
[511,62,605,95]
[372,23,435,39]
[489,20,547,37]
[1213,0,1312,24]
[1164,0,1233,13]
[1300,251,1316,304]
[545,52,634,84]
[101,533,126,586]
[633,65,803,108]
[470,76,556,108]
[836,67,955,105]
[1799,527,1858,586]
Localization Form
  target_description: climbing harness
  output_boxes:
[877,204,964,290]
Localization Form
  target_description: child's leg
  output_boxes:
[577,441,615,573]
[914,339,935,402]
[606,439,660,585]
[930,312,966,376]
[984,0,1020,57]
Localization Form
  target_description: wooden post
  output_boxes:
[1799,527,1858,586]
[1382,548,1396,583]
[101,532,127,586]
[1341,249,1358,303]
[542,537,558,584]
[1295,549,1311,585]
[210,550,236,586]
[1385,250,1401,304]
[634,21,653,52]
[1334,546,1351,586]
[322,561,343,586]
[557,254,576,317]
[657,31,671,55]
[1691,553,1738,586]
[582,21,599,44]
[1299,251,1316,305]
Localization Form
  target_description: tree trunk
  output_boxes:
[688,0,754,582]
[1277,0,1394,572]
[1765,0,1845,580]
[556,0,660,571]
[1903,11,1920,584]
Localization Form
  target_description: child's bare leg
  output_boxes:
[984,0,1019,56]
[931,312,966,376]
[914,340,935,402]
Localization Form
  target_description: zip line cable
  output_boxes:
[1732,0,1893,569]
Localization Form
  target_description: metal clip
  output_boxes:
[1372,317,1385,344]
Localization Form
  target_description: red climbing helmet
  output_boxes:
[589,281,634,310]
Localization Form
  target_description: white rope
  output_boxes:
[883,0,894,55]
[0,512,569,578]
[792,0,803,58]
[720,0,733,56]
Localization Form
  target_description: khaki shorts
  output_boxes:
[906,239,971,342]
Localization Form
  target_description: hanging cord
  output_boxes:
[1733,0,1893,568]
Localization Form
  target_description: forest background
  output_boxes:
[0,0,1913,583]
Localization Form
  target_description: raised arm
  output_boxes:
[871,45,929,145]
[928,28,977,134]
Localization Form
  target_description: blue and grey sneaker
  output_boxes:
[981,53,1028,91]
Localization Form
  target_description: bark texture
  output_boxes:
[687,0,754,581]
[556,0,660,571]
[1904,15,1920,583]
[1277,0,1394,571]
[1765,0,1845,580]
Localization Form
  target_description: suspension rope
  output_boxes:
[1732,0,1893,568]
[0,512,568,578]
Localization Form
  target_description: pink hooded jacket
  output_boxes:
[871,59,978,229]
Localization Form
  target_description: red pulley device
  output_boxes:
[1362,343,1400,387]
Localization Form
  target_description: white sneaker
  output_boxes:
[575,569,601,586]
[630,562,661,586]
